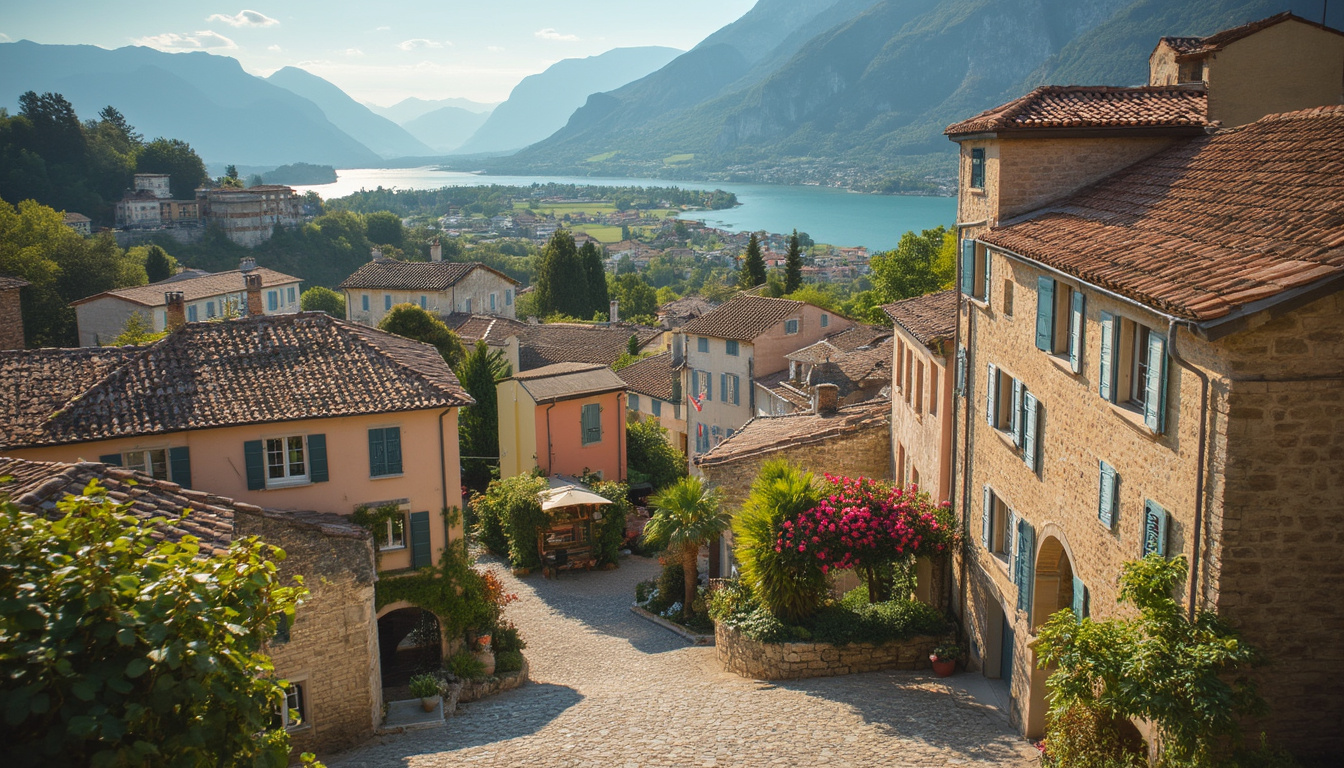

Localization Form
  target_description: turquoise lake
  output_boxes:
[294,168,957,253]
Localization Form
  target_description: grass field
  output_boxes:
[663,153,695,165]
[585,151,619,163]
[571,224,624,243]
[513,201,617,216]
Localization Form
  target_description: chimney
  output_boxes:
[813,383,839,416]
[165,291,186,331]
[371,247,384,262]
[609,299,619,323]
[504,335,521,373]
[430,240,442,262]
[245,273,264,317]
[671,333,684,367]
[239,257,256,272]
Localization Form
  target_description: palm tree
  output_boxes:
[643,476,730,620]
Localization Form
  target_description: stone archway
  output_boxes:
[376,605,443,695]
[1025,533,1078,737]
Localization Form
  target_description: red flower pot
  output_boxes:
[931,658,956,677]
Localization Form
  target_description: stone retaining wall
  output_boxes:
[715,623,944,680]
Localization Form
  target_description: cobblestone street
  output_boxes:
[330,555,1039,768]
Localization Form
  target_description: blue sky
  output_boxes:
[0,2,759,104]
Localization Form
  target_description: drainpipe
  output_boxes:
[1167,319,1211,620]
[438,406,453,543]
[951,221,985,623]
[617,392,626,481]
[544,401,557,475]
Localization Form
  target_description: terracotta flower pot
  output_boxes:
[420,695,440,712]
[474,649,496,676]
[931,658,956,677]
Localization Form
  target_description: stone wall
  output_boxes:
[238,508,382,757]
[716,624,944,681]
[0,286,24,349]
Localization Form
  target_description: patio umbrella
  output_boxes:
[540,485,613,511]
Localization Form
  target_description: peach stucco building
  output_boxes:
[497,362,628,482]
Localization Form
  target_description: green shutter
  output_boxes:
[1144,333,1169,433]
[1071,574,1088,621]
[409,510,432,569]
[1143,500,1168,557]
[386,428,401,474]
[982,486,994,549]
[169,446,192,489]
[307,434,329,483]
[960,239,975,295]
[1098,460,1118,528]
[582,403,601,445]
[955,347,967,396]
[982,245,992,303]
[99,453,123,466]
[1099,312,1118,401]
[720,373,727,405]
[244,440,265,490]
[705,372,712,401]
[1069,291,1085,373]
[985,363,998,426]
[1023,392,1040,473]
[1010,378,1024,446]
[1035,277,1055,351]
[368,428,386,477]
[1016,518,1035,613]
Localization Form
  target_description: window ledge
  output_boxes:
[965,296,990,310]
[370,473,406,480]
[379,544,408,552]
[1045,353,1082,378]
[1108,400,1160,437]
[992,426,1022,455]
[264,478,311,490]
[969,187,987,196]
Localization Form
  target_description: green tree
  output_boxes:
[739,233,766,288]
[784,229,803,293]
[869,226,953,303]
[0,485,311,767]
[626,417,688,491]
[643,476,729,620]
[781,284,839,312]
[732,460,826,623]
[579,240,609,318]
[456,340,511,489]
[364,210,404,248]
[136,138,207,199]
[142,244,173,283]
[378,303,465,368]
[300,286,346,318]
[534,230,588,318]
[610,273,657,323]
[110,311,168,346]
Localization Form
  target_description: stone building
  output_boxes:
[945,67,1344,761]
[617,351,687,456]
[62,212,92,236]
[754,324,892,417]
[882,290,956,503]
[0,457,381,756]
[443,312,663,372]
[198,185,303,246]
[0,276,28,349]
[340,255,521,327]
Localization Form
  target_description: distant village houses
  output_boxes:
[338,243,521,327]
[112,173,303,246]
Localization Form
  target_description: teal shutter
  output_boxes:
[720,373,727,405]
[1098,460,1118,528]
[982,245,992,303]
[169,446,192,489]
[1015,519,1035,613]
[1143,500,1169,557]
[985,363,998,426]
[705,372,712,401]
[732,375,740,406]
[1010,378,1024,446]
[1071,575,1088,620]
[307,434,329,483]
[244,440,265,490]
[582,403,602,444]
[960,239,975,295]
[1023,392,1040,473]
[99,453,123,466]
[982,486,993,548]
[385,429,402,475]
[955,347,967,396]
[1099,312,1118,401]
[409,510,432,568]
[1069,291,1085,373]
[368,428,386,476]
[1035,277,1055,351]
[690,370,698,400]
[1144,333,1169,433]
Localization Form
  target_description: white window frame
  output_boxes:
[265,435,309,488]
[287,286,296,304]
[378,512,407,551]
[124,448,169,480]
[277,681,308,731]
[206,300,217,319]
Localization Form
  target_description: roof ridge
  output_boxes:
[336,316,472,402]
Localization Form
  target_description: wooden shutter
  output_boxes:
[1143,332,1169,433]
[1098,460,1118,528]
[1035,277,1055,351]
[1098,312,1118,401]
[982,486,994,549]
[99,453,123,466]
[982,245,992,302]
[1010,378,1024,446]
[1023,392,1040,473]
[308,434,329,483]
[960,239,975,295]
[169,446,192,489]
[368,428,386,476]
[409,510,432,568]
[386,428,402,475]
[690,370,698,400]
[1069,290,1085,373]
[720,374,727,405]
[955,347,967,396]
[1143,500,1168,557]
[1071,575,1088,620]
[1015,518,1035,613]
[244,440,265,490]
[985,363,998,426]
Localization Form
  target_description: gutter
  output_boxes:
[438,406,453,543]
[952,219,983,622]
[544,402,557,475]
[1166,320,1211,620]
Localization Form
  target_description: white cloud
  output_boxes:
[535,28,579,42]
[267,44,282,52]
[376,26,391,32]
[487,45,505,53]
[135,30,238,51]
[206,10,279,27]
[342,48,364,57]
[397,38,451,51]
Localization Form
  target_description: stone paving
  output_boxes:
[329,555,1039,768]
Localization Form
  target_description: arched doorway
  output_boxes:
[377,606,443,695]
[1025,534,1078,737]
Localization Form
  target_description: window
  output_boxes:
[368,427,403,477]
[505,289,513,306]
[784,319,799,335]
[725,339,739,356]
[959,240,990,302]
[187,305,198,322]
[384,294,392,311]
[697,337,709,353]
[362,294,370,312]
[206,300,217,318]
[955,346,967,397]
[377,512,407,550]
[490,293,497,311]
[651,399,662,417]
[986,364,1042,473]
[1003,280,1014,317]
[720,373,740,406]
[821,314,829,328]
[1104,315,1169,433]
[911,466,920,487]
[970,148,986,189]
[287,286,296,304]
[124,449,168,479]
[982,487,1014,558]
[913,360,925,415]
[266,436,308,485]
[895,339,905,392]
[629,393,641,411]
[1129,324,1153,408]
[581,403,602,445]
[1098,460,1119,529]
[419,295,427,309]
[267,291,279,311]
[464,298,472,313]
[692,369,711,401]
[275,682,306,730]
[929,366,939,416]
[695,423,709,453]
[1142,500,1168,557]
[1035,278,1082,371]
[1014,517,1036,613]
[904,348,914,403]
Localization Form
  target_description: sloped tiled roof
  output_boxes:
[657,295,717,326]
[981,106,1344,323]
[511,362,625,403]
[945,85,1208,136]
[338,260,518,291]
[822,324,892,352]
[0,313,472,450]
[72,268,300,307]
[681,295,804,341]
[1172,12,1343,59]
[1158,36,1204,54]
[0,275,31,291]
[442,313,530,345]
[444,314,663,371]
[755,369,814,411]
[616,352,676,401]
[696,400,890,468]
[882,290,958,348]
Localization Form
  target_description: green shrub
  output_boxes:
[649,560,685,614]
[470,474,548,568]
[626,418,688,490]
[446,650,487,680]
[709,579,947,646]
[491,621,526,654]
[587,478,631,566]
[495,650,524,675]
[634,579,657,605]
[375,526,492,637]
[408,673,441,699]
[732,460,826,622]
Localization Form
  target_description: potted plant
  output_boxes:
[409,673,441,712]
[930,643,961,677]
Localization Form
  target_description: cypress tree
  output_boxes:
[456,340,511,489]
[740,233,767,288]
[536,230,589,318]
[580,240,609,318]
[144,245,173,283]
[784,229,803,294]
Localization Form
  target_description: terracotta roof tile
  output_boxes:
[0,313,472,450]
[337,260,517,292]
[72,268,299,307]
[444,314,662,371]
[1159,36,1204,54]
[882,290,958,347]
[657,295,718,326]
[981,106,1344,323]
[0,275,31,291]
[695,400,890,467]
[1174,12,1342,59]
[945,85,1208,136]
[510,362,626,403]
[681,295,805,341]
[616,352,677,401]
